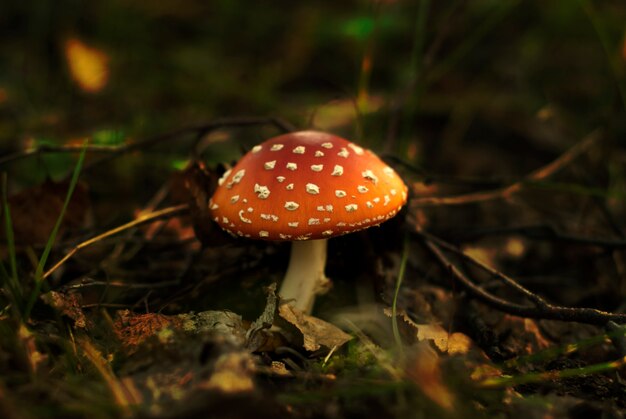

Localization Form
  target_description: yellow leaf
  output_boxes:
[405,343,455,411]
[64,37,109,93]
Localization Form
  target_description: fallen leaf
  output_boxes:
[64,37,109,93]
[246,283,279,352]
[114,310,181,352]
[0,179,90,248]
[405,342,455,411]
[41,290,91,329]
[200,352,255,393]
[277,304,352,352]
[384,308,473,355]
[18,324,48,374]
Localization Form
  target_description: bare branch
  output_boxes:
[417,230,626,326]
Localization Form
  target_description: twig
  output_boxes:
[43,204,189,280]
[0,144,121,167]
[432,224,626,249]
[1,116,295,168]
[411,129,602,207]
[418,230,626,326]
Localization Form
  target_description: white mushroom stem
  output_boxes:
[279,239,329,314]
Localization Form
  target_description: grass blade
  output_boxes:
[24,141,88,319]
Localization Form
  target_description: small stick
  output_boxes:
[411,129,602,207]
[421,231,626,326]
[43,204,188,280]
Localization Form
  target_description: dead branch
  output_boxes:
[432,224,626,249]
[416,230,626,326]
[411,129,603,207]
[0,116,295,168]
[43,204,189,280]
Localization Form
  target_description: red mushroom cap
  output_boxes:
[209,131,408,241]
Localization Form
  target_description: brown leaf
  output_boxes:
[177,161,231,246]
[384,308,474,355]
[405,342,455,411]
[277,304,352,352]
[199,352,255,393]
[64,37,109,93]
[113,310,181,352]
[0,179,90,248]
[41,290,91,329]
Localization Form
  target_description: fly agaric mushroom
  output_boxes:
[209,131,408,314]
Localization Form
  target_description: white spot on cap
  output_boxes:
[270,144,284,151]
[288,222,299,228]
[322,230,333,236]
[210,202,219,210]
[345,204,358,212]
[384,195,390,205]
[279,234,292,239]
[259,231,269,238]
[357,185,368,193]
[295,235,311,241]
[373,197,381,203]
[335,190,347,198]
[251,145,263,153]
[226,169,246,189]
[293,146,305,154]
[286,183,294,190]
[321,142,333,149]
[286,162,297,171]
[308,218,320,225]
[254,184,270,199]
[311,164,323,172]
[238,210,252,224]
[306,183,320,194]
[337,222,347,227]
[218,169,231,186]
[326,204,333,212]
[348,143,364,155]
[383,166,394,176]
[264,160,276,170]
[247,207,253,212]
[331,165,343,176]
[276,176,286,183]
[362,170,378,184]
[366,201,373,208]
[315,151,324,157]
[222,217,229,224]
[323,217,330,223]
[285,201,300,211]
[230,195,239,204]
[391,189,397,196]
[337,148,349,158]
[317,205,325,211]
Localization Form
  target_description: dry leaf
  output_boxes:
[41,290,91,329]
[114,310,181,352]
[64,37,109,93]
[405,342,455,411]
[200,352,255,393]
[0,179,90,248]
[384,308,473,355]
[18,324,48,374]
[246,283,279,352]
[278,304,352,352]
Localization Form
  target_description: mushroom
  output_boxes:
[209,131,408,314]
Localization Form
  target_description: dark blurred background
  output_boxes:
[0,1,625,190]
